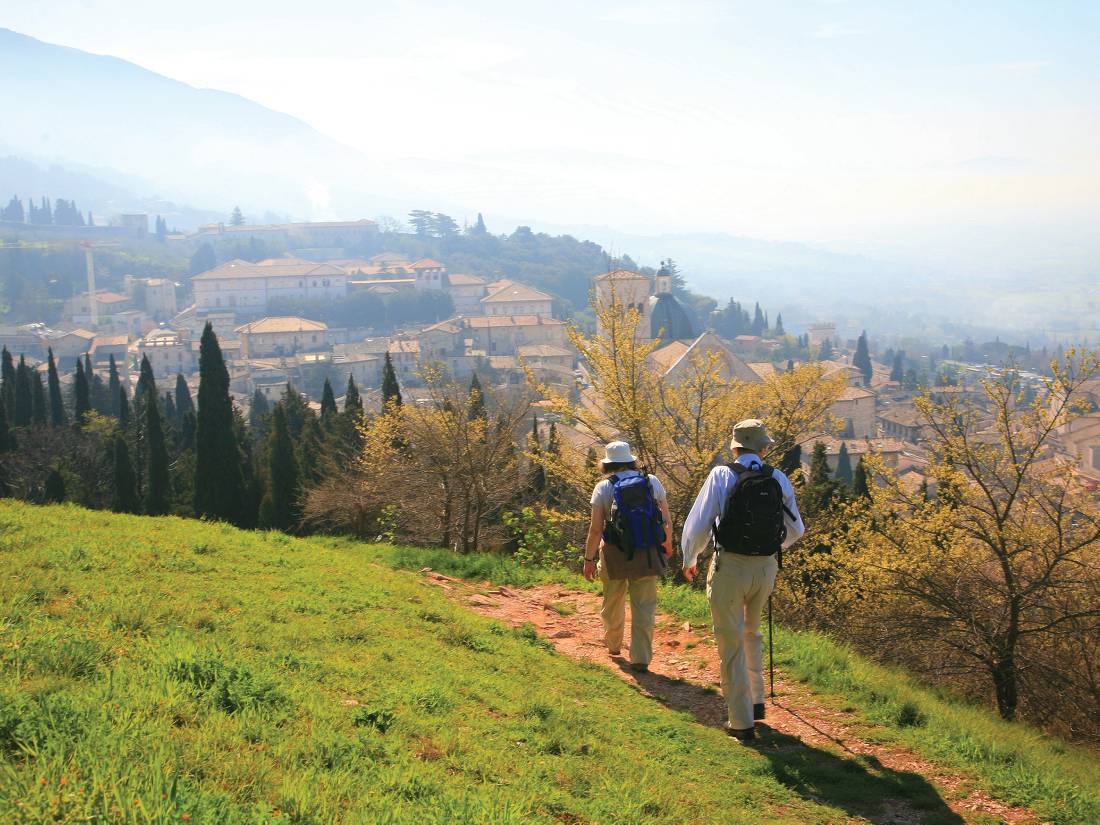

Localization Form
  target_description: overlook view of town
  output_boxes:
[0,5,1098,824]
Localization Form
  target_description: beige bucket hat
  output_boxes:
[730,419,773,453]
[600,440,637,465]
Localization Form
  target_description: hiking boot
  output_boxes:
[608,648,621,656]
[724,724,756,743]
[630,662,649,673]
[753,703,766,721]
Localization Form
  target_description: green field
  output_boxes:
[0,502,1098,824]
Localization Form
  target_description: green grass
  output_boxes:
[653,583,1100,825]
[0,502,847,824]
[367,543,1100,824]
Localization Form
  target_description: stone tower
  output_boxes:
[594,269,653,339]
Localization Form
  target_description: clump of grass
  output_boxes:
[549,600,577,616]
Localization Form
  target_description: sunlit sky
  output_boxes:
[6,1,1100,268]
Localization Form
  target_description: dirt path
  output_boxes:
[423,570,1045,825]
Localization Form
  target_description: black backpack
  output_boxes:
[712,463,787,557]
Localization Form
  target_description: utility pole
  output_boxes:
[83,242,98,327]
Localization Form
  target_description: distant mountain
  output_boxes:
[0,28,414,220]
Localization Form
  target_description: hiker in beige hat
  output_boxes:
[582,440,673,671]
[681,419,805,742]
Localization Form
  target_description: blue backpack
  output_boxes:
[603,473,665,567]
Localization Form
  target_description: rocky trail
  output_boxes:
[423,570,1045,825]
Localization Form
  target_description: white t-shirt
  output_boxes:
[590,470,667,522]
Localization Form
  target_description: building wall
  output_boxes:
[484,299,553,317]
[240,329,329,358]
[144,283,177,319]
[139,342,194,379]
[194,274,347,313]
[832,395,876,438]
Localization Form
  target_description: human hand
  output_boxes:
[583,559,597,582]
[663,540,674,558]
[683,565,696,583]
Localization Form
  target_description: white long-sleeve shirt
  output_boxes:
[680,453,805,570]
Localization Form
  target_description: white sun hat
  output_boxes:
[729,419,774,453]
[600,440,637,465]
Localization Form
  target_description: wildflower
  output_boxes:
[181,815,190,822]
[60,777,67,786]
[39,777,47,785]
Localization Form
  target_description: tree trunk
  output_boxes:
[440,476,452,549]
[991,652,1019,720]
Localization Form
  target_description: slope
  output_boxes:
[0,501,848,824]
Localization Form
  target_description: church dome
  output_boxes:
[649,292,695,342]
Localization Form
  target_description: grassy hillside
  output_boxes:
[0,502,852,824]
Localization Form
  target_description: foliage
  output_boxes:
[194,323,243,523]
[502,507,581,570]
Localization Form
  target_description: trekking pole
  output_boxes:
[768,593,775,699]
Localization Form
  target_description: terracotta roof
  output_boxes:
[806,436,908,456]
[236,317,328,335]
[517,344,573,359]
[837,385,876,401]
[482,280,553,304]
[192,258,346,281]
[388,340,420,354]
[447,272,488,286]
[878,405,924,427]
[649,340,690,372]
[142,278,172,287]
[368,252,411,265]
[91,335,130,349]
[421,319,464,334]
[349,278,415,287]
[92,291,130,304]
[748,362,778,380]
[411,258,446,270]
[464,315,564,329]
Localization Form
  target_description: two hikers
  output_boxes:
[583,440,673,672]
[682,419,804,742]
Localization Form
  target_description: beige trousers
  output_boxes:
[707,552,778,730]
[598,550,658,665]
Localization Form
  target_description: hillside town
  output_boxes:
[0,213,1083,496]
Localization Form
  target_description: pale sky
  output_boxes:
[5,1,1100,270]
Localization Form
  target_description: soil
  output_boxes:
[423,570,1047,825]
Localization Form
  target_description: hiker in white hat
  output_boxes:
[582,440,673,672]
[680,419,805,742]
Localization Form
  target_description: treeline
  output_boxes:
[0,326,370,531]
[2,195,90,226]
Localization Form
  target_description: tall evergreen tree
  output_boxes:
[1,347,15,415]
[803,441,840,515]
[344,375,362,416]
[468,373,486,421]
[258,404,299,531]
[249,389,271,445]
[174,373,194,423]
[164,392,177,425]
[135,355,156,403]
[118,386,130,428]
[779,444,802,477]
[853,457,871,499]
[889,351,905,383]
[31,370,47,426]
[13,356,32,427]
[194,322,243,522]
[751,303,766,336]
[818,339,834,361]
[835,443,854,486]
[111,436,140,514]
[144,395,170,516]
[471,212,488,235]
[47,349,66,426]
[381,352,402,409]
[853,330,873,386]
[108,355,121,417]
[319,378,337,424]
[230,206,245,226]
[87,355,109,416]
[774,313,785,336]
[0,397,14,453]
[73,359,91,423]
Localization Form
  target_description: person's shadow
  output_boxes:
[614,661,964,825]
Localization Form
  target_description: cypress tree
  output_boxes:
[164,391,177,424]
[249,388,271,445]
[853,457,871,498]
[13,356,32,427]
[73,359,91,423]
[180,410,196,451]
[135,355,156,403]
[47,349,66,426]
[108,355,121,417]
[381,352,402,409]
[344,375,362,416]
[194,323,243,522]
[818,339,834,361]
[835,443,854,486]
[803,441,839,516]
[88,358,109,416]
[175,373,195,423]
[44,466,65,503]
[0,397,14,452]
[853,331,873,386]
[319,378,337,424]
[468,373,486,421]
[258,404,299,531]
[889,351,905,383]
[774,313,785,336]
[118,386,130,428]
[144,395,170,515]
[1,347,15,415]
[779,443,802,477]
[296,417,325,485]
[111,436,140,514]
[31,370,47,426]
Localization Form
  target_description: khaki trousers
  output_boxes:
[598,550,658,666]
[707,552,778,730]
